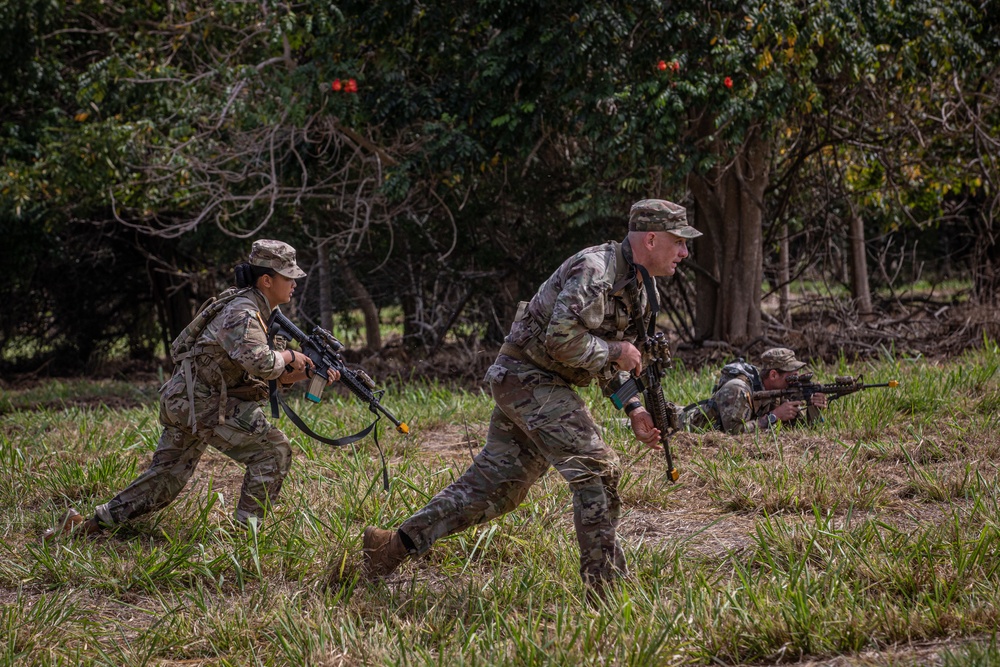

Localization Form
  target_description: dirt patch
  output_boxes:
[412,422,487,462]
[618,505,757,556]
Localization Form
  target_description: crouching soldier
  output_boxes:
[43,240,338,540]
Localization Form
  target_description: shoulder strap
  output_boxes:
[610,241,633,295]
[635,264,658,338]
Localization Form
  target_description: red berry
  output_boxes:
[332,79,343,91]
[657,60,667,71]
[347,78,358,93]
[671,61,680,72]
[724,76,733,89]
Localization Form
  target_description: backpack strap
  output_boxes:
[170,287,252,432]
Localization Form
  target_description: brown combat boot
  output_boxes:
[362,526,410,578]
[41,509,100,543]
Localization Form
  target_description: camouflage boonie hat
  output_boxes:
[249,240,306,279]
[760,347,807,373]
[629,199,703,238]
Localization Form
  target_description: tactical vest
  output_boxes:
[170,287,267,431]
[500,241,642,386]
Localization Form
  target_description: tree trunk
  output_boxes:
[778,223,791,327]
[149,266,193,345]
[847,209,874,319]
[689,131,770,345]
[340,261,382,351]
[973,212,999,305]
[317,243,333,331]
[486,271,520,344]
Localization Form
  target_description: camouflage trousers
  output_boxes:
[399,356,625,585]
[95,378,291,528]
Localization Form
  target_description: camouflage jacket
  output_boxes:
[163,287,287,430]
[503,238,650,392]
[712,376,774,434]
[683,374,772,434]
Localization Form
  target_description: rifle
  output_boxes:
[267,309,409,435]
[752,372,898,405]
[608,266,680,482]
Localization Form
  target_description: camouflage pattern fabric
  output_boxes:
[681,377,766,434]
[711,377,769,434]
[95,287,291,528]
[399,357,626,585]
[249,239,306,279]
[628,199,703,238]
[683,374,823,434]
[505,239,648,390]
[400,241,645,586]
[759,347,806,372]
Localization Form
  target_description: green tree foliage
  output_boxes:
[1,0,997,368]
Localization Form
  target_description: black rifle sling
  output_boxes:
[270,383,390,491]
[635,264,658,338]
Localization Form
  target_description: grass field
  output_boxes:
[2,342,1000,666]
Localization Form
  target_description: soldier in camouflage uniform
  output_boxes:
[683,347,828,434]
[43,240,338,540]
[362,199,701,593]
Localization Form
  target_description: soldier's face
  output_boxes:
[648,231,689,276]
[261,274,297,307]
[763,369,793,390]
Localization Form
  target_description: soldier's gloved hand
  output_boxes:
[629,407,662,450]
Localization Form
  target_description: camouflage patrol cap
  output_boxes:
[629,199,703,238]
[760,347,807,373]
[249,239,306,279]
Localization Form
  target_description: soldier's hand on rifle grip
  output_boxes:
[772,400,804,422]
[628,406,662,450]
[611,341,643,375]
[281,350,318,383]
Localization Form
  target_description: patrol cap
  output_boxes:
[629,199,703,238]
[249,239,306,279]
[760,347,807,373]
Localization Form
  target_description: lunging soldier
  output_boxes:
[362,199,701,595]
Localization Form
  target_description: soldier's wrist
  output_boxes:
[624,400,643,416]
